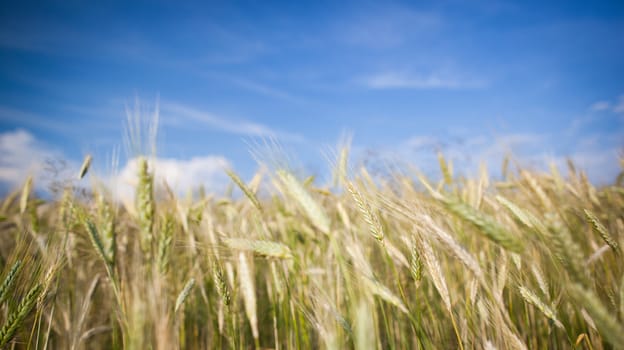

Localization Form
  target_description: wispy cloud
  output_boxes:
[588,94,624,115]
[219,75,304,103]
[337,7,442,49]
[590,101,611,112]
[362,72,487,90]
[0,106,73,134]
[161,102,304,142]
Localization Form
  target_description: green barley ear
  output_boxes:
[518,286,564,329]
[443,196,524,253]
[136,157,155,257]
[0,260,22,304]
[0,283,43,348]
[238,252,259,343]
[437,152,453,186]
[226,169,262,212]
[224,238,293,259]
[584,209,618,253]
[78,154,93,179]
[19,176,32,215]
[276,169,330,234]
[213,265,231,307]
[568,283,624,347]
[347,181,384,242]
[157,213,174,274]
[84,218,114,268]
[363,277,408,314]
[97,194,116,266]
[409,244,423,285]
[175,278,195,313]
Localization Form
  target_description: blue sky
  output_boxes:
[0,0,623,194]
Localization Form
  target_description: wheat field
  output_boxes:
[0,146,622,349]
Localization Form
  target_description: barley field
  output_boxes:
[0,148,622,349]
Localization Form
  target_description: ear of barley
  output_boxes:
[518,286,563,329]
[78,154,93,179]
[213,265,231,307]
[0,283,43,348]
[363,277,408,314]
[409,244,423,285]
[443,196,523,253]
[521,170,552,209]
[83,218,114,268]
[175,278,195,313]
[416,234,451,312]
[495,195,542,233]
[437,152,453,186]
[238,252,259,342]
[1,188,20,214]
[19,176,32,215]
[354,299,376,350]
[276,169,330,234]
[420,216,484,280]
[347,181,384,242]
[568,283,624,347]
[227,169,262,212]
[549,225,588,285]
[530,265,549,297]
[97,194,116,266]
[0,260,22,304]
[136,157,155,257]
[224,238,293,259]
[583,209,618,253]
[157,213,174,274]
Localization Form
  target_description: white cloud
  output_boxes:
[111,156,231,203]
[0,129,72,193]
[363,72,486,90]
[589,101,611,112]
[161,102,303,142]
[338,8,441,49]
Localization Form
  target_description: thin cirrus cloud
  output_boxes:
[590,101,611,112]
[160,102,304,142]
[589,95,624,114]
[337,8,442,49]
[362,72,487,90]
